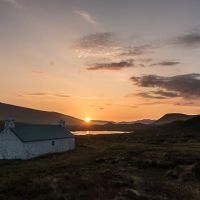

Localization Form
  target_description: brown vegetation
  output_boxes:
[0,133,200,199]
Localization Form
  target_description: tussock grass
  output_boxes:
[0,134,200,199]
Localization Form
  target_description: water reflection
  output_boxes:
[86,130,90,135]
[73,131,128,135]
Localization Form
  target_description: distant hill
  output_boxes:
[70,121,149,132]
[79,115,200,135]
[0,102,83,126]
[132,119,155,124]
[91,120,113,125]
[135,115,200,138]
[117,119,155,125]
[155,113,196,125]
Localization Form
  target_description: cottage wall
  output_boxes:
[23,137,75,159]
[0,129,26,159]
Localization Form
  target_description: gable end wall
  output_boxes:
[0,129,26,159]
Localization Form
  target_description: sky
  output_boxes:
[1,0,200,121]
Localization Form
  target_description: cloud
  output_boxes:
[75,32,120,59]
[153,90,179,97]
[27,92,49,96]
[75,32,117,50]
[119,45,153,57]
[140,101,171,106]
[0,0,21,8]
[130,73,200,99]
[32,70,46,74]
[150,61,180,67]
[173,32,200,47]
[74,32,155,71]
[26,92,71,98]
[87,59,135,71]
[75,32,153,59]
[55,94,71,98]
[137,90,179,99]
[174,101,195,106]
[127,105,138,108]
[137,92,169,99]
[75,10,98,26]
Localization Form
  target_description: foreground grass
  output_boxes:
[0,133,200,200]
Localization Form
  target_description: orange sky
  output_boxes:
[1,0,200,121]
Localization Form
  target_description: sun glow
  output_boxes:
[85,117,91,123]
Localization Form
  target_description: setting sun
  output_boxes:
[85,117,91,123]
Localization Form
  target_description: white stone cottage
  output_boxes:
[0,120,75,160]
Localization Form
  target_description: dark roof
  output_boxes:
[10,123,74,142]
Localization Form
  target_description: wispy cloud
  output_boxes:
[119,45,153,57]
[27,92,49,96]
[55,93,71,98]
[26,92,71,98]
[25,93,99,101]
[174,101,195,106]
[78,32,116,48]
[136,92,170,99]
[75,32,187,73]
[74,32,155,71]
[0,0,21,8]
[32,70,46,74]
[75,10,98,26]
[150,61,180,67]
[75,32,118,58]
[173,31,200,47]
[75,32,153,59]
[140,101,171,106]
[87,59,135,71]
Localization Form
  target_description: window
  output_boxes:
[52,141,55,146]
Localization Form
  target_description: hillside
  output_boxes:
[134,115,200,139]
[0,102,83,126]
[155,113,196,125]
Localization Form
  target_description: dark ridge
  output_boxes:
[0,102,83,126]
[135,115,200,138]
[155,113,196,125]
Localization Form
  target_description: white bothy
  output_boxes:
[0,120,75,160]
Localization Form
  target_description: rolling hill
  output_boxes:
[0,102,83,126]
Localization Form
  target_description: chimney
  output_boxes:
[4,119,15,129]
[59,120,65,128]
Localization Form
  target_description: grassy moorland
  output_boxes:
[0,131,200,200]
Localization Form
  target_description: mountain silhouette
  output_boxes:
[0,102,83,126]
[155,113,196,125]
